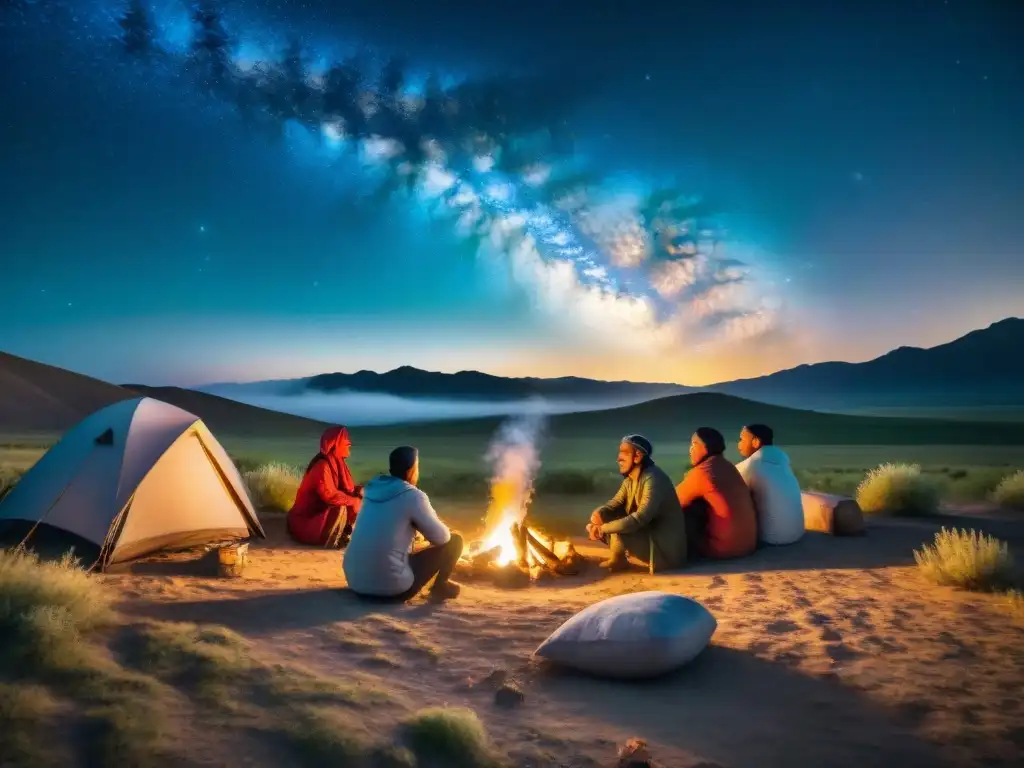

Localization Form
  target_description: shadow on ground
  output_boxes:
[535,645,947,768]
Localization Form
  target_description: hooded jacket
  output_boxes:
[287,426,362,546]
[342,474,450,597]
[736,446,805,546]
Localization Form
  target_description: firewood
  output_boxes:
[470,545,502,567]
[511,522,530,568]
[524,528,561,568]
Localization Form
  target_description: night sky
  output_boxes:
[1,0,1021,387]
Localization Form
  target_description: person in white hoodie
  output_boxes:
[735,424,805,546]
[343,446,463,601]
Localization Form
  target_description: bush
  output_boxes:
[914,527,1015,591]
[0,549,111,675]
[242,462,301,512]
[856,463,940,516]
[991,470,1024,510]
[403,707,501,768]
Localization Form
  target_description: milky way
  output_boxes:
[3,0,786,353]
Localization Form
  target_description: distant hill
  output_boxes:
[202,366,690,401]
[360,391,1024,448]
[706,317,1024,410]
[0,352,330,438]
[0,352,134,433]
[202,318,1024,411]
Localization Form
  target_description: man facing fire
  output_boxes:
[586,435,688,572]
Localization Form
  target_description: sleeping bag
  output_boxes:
[533,591,717,679]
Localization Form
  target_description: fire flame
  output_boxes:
[479,412,545,566]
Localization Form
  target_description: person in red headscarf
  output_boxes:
[287,426,363,547]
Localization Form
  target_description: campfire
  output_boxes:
[453,413,588,588]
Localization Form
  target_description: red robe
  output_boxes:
[676,454,758,559]
[287,426,362,546]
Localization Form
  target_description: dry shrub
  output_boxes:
[242,462,301,512]
[990,470,1024,510]
[0,682,61,765]
[856,463,940,516]
[403,706,503,767]
[914,528,1015,591]
[0,549,112,676]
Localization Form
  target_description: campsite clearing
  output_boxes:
[3,515,1024,767]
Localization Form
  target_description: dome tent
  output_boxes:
[0,397,264,569]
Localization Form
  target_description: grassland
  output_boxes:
[4,390,1024,531]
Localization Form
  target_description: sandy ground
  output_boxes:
[105,513,1024,768]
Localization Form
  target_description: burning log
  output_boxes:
[470,544,502,568]
[510,522,530,569]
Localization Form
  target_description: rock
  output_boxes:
[494,681,525,708]
[481,668,508,688]
[617,737,659,767]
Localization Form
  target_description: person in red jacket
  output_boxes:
[675,427,758,559]
[287,425,363,547]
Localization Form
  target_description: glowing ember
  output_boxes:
[481,515,518,566]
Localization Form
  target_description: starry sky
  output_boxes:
[1,0,1022,387]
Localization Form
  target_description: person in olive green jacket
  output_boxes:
[585,434,688,572]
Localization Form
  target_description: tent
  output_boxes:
[0,397,264,569]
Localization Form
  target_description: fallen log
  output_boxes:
[801,491,865,536]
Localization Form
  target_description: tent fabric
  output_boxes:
[736,446,805,546]
[533,591,717,679]
[0,397,263,567]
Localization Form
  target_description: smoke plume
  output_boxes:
[482,410,546,537]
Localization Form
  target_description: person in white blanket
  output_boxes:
[735,424,805,546]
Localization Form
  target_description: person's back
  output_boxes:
[343,473,450,597]
[737,445,804,545]
[679,454,757,558]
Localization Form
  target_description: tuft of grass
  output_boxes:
[403,706,503,768]
[276,705,371,763]
[914,528,1015,591]
[856,463,940,516]
[127,622,252,699]
[0,549,112,677]
[82,699,169,767]
[0,682,62,766]
[242,462,302,513]
[0,465,23,501]
[990,470,1024,510]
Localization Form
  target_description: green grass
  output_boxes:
[241,461,302,512]
[402,706,503,768]
[991,470,1024,510]
[1,547,503,764]
[914,528,1016,592]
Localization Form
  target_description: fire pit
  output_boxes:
[455,413,589,587]
[455,517,589,588]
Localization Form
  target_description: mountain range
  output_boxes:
[199,317,1024,410]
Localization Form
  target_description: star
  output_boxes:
[851,171,864,183]
[199,225,206,233]
[645,74,651,81]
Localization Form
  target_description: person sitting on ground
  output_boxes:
[287,425,363,547]
[736,423,805,546]
[675,427,758,559]
[586,434,688,572]
[343,446,463,602]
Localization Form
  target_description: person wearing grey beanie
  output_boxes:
[585,434,688,572]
